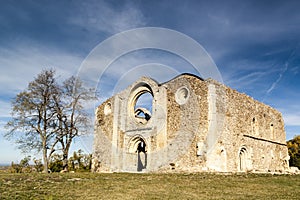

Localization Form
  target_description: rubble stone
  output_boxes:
[92,73,289,173]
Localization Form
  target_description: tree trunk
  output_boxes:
[42,141,48,173]
[62,149,69,171]
[62,139,72,171]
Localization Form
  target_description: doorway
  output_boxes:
[128,136,147,172]
[136,139,147,171]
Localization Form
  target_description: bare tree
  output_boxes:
[5,70,59,173]
[54,76,96,171]
[5,70,96,172]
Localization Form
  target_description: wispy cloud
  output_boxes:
[226,71,267,87]
[69,1,146,34]
[0,43,84,97]
[0,100,11,118]
[266,63,288,95]
[290,66,299,75]
[277,102,300,126]
[283,113,300,126]
[222,58,280,93]
[264,48,298,100]
[80,49,193,101]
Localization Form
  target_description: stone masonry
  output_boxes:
[92,73,290,173]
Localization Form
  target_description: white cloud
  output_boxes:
[226,71,266,87]
[80,51,186,102]
[278,104,300,126]
[0,100,11,118]
[282,113,300,126]
[266,63,288,95]
[0,119,7,133]
[290,66,299,75]
[69,1,146,34]
[0,119,26,164]
[0,43,84,97]
[76,27,224,105]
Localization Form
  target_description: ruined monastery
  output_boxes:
[92,73,290,173]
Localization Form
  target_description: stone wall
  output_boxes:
[92,73,289,173]
[210,79,289,172]
[92,98,114,172]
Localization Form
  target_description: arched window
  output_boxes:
[239,147,248,172]
[133,92,153,124]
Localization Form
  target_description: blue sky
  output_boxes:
[0,0,299,164]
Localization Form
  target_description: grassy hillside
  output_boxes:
[1,172,300,199]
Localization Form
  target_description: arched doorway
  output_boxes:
[136,139,147,171]
[128,136,147,172]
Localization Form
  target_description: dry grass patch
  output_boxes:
[0,172,299,199]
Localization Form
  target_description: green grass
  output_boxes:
[0,172,300,199]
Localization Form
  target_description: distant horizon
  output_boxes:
[0,163,9,166]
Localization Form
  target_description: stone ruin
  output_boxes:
[92,73,290,173]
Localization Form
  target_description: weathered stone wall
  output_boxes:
[210,79,289,172]
[161,74,210,172]
[92,98,114,172]
[92,73,289,173]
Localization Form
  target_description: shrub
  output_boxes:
[49,154,63,172]
[9,156,31,173]
[33,158,44,172]
[287,135,300,169]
